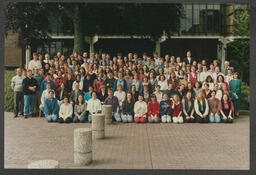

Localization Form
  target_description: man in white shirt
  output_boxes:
[28,53,42,73]
[198,65,210,83]
[87,91,102,123]
[11,68,25,117]
[153,52,160,65]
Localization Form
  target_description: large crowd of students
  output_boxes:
[11,50,242,124]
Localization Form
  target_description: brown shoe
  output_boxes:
[14,114,18,118]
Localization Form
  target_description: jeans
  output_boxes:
[209,114,221,123]
[24,94,35,115]
[45,114,58,122]
[121,113,133,123]
[114,111,122,122]
[73,115,87,123]
[148,115,160,123]
[161,115,172,123]
[14,91,24,115]
[88,110,102,123]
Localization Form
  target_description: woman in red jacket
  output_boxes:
[188,66,198,86]
[171,94,183,123]
[147,94,160,123]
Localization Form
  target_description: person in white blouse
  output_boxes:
[58,96,73,123]
[154,85,163,102]
[225,69,233,84]
[113,85,126,108]
[28,53,42,73]
[198,65,210,83]
[72,74,83,91]
[157,75,168,91]
[134,94,147,123]
[194,91,209,123]
[87,91,102,123]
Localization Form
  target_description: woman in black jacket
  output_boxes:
[121,92,135,123]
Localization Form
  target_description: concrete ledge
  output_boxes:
[28,160,59,169]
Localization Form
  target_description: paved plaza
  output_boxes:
[4,112,249,169]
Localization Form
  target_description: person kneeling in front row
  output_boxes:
[43,90,59,122]
[160,93,172,123]
[194,91,209,123]
[121,92,134,123]
[58,96,73,123]
[134,94,147,123]
[171,94,183,124]
[73,94,87,123]
[87,91,102,123]
[147,94,160,123]
[219,94,234,123]
[182,91,195,123]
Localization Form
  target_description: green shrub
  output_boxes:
[5,69,16,112]
[241,82,250,110]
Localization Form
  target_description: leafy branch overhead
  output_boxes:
[5,2,183,52]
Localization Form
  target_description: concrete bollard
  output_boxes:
[74,128,92,166]
[92,114,105,139]
[28,160,59,169]
[102,105,112,125]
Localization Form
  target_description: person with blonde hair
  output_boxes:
[194,91,209,123]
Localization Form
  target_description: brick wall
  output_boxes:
[5,30,23,67]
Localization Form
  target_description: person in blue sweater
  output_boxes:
[113,72,127,92]
[160,93,172,123]
[40,73,55,94]
[44,90,59,122]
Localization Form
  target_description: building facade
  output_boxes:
[5,3,248,69]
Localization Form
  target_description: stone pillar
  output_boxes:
[155,40,161,57]
[154,36,167,57]
[25,45,31,69]
[74,128,92,166]
[218,37,229,73]
[28,160,59,169]
[102,105,112,125]
[85,35,98,54]
[92,114,105,139]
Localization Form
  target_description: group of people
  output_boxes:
[11,50,242,124]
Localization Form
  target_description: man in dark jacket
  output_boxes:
[69,82,83,105]
[183,50,195,65]
[104,71,115,91]
[22,69,39,119]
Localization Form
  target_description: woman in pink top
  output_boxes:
[188,66,198,86]
[218,93,234,123]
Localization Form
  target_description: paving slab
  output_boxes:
[4,112,249,169]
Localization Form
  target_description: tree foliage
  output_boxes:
[227,6,249,83]
[6,2,183,53]
[5,2,54,46]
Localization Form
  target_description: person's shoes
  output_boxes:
[14,114,18,118]
[24,115,28,119]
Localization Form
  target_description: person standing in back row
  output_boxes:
[11,68,25,118]
[22,69,39,119]
[183,50,195,65]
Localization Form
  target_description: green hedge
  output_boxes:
[5,69,16,112]
[4,69,250,112]
[241,82,250,110]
